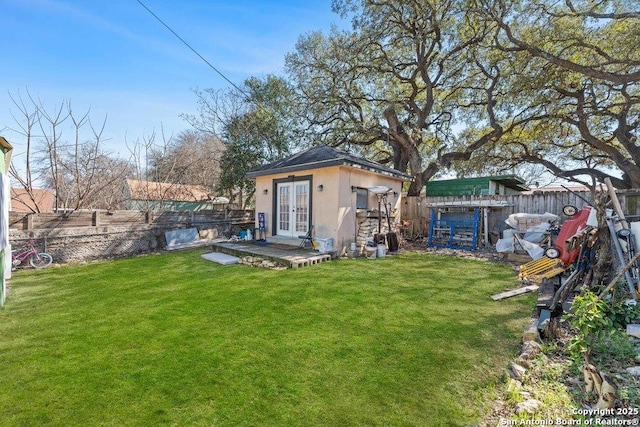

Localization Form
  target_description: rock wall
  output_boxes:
[9,223,226,264]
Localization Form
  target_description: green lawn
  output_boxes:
[0,250,534,426]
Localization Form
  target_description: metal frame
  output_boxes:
[427,207,480,250]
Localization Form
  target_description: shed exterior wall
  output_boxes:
[254,165,405,252]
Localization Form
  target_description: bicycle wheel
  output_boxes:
[30,253,53,268]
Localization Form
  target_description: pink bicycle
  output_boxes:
[12,240,53,269]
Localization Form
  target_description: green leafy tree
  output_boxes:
[185,75,302,207]
[286,0,640,192]
[286,0,542,195]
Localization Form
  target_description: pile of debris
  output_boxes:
[496,211,560,260]
[516,180,638,325]
[497,178,640,412]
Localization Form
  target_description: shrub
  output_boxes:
[563,291,613,362]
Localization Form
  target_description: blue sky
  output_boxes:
[1,0,342,157]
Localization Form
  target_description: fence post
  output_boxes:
[26,214,34,230]
[93,211,100,227]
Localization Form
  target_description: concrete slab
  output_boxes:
[201,252,239,265]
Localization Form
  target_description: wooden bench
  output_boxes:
[165,227,215,251]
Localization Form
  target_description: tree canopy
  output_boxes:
[478,0,640,189]
[185,75,303,207]
[285,0,640,194]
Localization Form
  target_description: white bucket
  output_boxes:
[377,244,386,258]
[365,246,377,258]
[350,242,356,251]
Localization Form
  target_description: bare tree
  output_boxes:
[7,89,132,211]
[147,129,224,189]
[6,90,50,212]
[125,127,223,211]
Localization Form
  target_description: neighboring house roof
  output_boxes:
[125,179,228,203]
[426,175,530,196]
[10,188,56,213]
[245,145,414,181]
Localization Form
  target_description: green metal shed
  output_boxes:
[425,175,529,197]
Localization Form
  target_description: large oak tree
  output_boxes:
[286,0,640,193]
[286,0,529,195]
[477,0,640,189]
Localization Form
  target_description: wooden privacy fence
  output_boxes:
[401,189,640,239]
[9,209,255,231]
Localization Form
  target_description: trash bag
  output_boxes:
[517,238,545,260]
[496,238,515,253]
[523,222,551,243]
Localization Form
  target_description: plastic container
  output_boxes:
[495,238,514,253]
[365,246,377,258]
[377,244,386,258]
[314,237,334,253]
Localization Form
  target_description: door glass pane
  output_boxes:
[279,185,290,231]
[295,183,309,233]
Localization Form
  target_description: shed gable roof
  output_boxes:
[246,145,413,181]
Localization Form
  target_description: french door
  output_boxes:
[276,181,309,237]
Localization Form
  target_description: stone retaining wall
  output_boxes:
[9,222,229,264]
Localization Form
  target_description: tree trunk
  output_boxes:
[384,107,425,196]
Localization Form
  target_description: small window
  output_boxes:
[356,188,368,210]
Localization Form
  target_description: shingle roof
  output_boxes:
[245,145,413,181]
